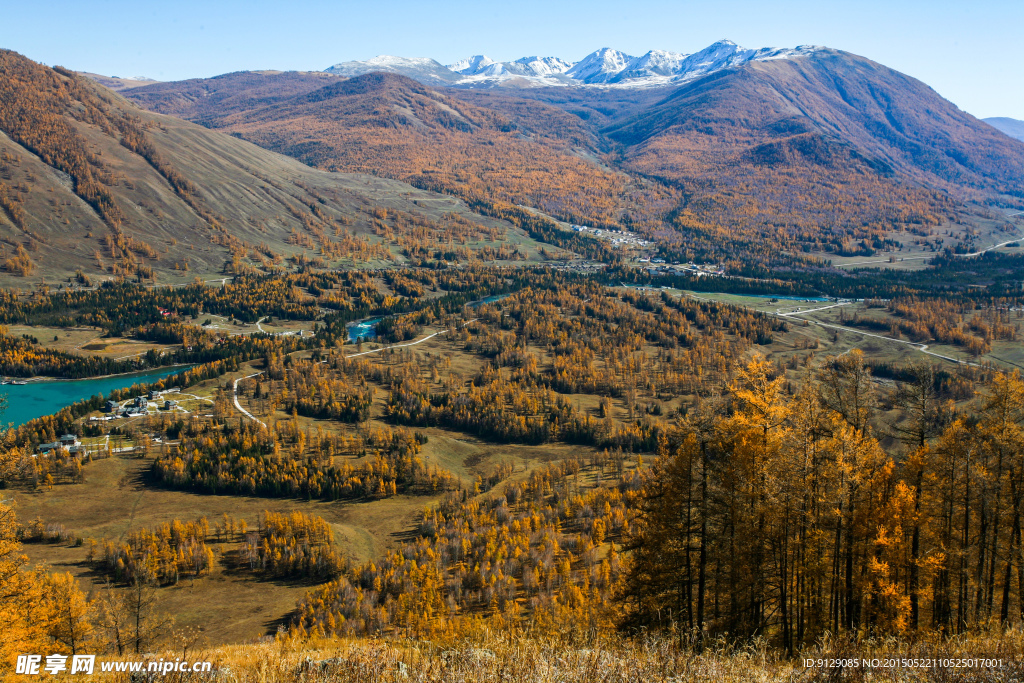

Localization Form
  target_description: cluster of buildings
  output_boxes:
[37,434,84,455]
[635,259,726,278]
[570,225,651,248]
[544,260,607,273]
[99,390,178,419]
[122,396,150,417]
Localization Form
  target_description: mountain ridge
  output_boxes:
[985,117,1024,142]
[319,40,825,89]
[600,51,1024,198]
[127,69,659,232]
[323,56,460,86]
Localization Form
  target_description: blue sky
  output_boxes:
[3,0,1022,118]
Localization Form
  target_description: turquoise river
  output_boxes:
[0,366,188,428]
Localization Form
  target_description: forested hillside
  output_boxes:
[604,51,1024,195]
[129,71,673,232]
[0,51,544,284]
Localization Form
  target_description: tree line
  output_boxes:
[153,417,457,501]
[621,353,1024,650]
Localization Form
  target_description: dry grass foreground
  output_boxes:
[33,630,1024,682]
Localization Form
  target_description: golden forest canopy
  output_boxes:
[621,354,1024,648]
[4,41,1024,669]
[1,500,98,667]
[2,262,1024,664]
[272,348,1024,648]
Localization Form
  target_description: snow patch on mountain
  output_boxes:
[324,56,459,84]
[448,55,497,75]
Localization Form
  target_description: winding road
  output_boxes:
[342,321,475,359]
[233,372,267,427]
[683,294,980,367]
[230,319,478,424]
[774,303,976,366]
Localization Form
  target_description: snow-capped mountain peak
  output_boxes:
[447,55,497,75]
[509,56,573,76]
[611,49,689,83]
[566,48,636,84]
